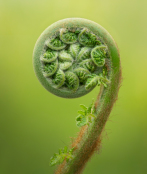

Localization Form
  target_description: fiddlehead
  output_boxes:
[40,49,58,63]
[42,59,58,77]
[73,68,90,83]
[33,18,121,174]
[79,59,96,72]
[91,45,106,67]
[77,47,91,62]
[60,28,78,44]
[64,71,79,92]
[58,50,73,62]
[69,43,81,59]
[52,69,65,89]
[47,36,66,50]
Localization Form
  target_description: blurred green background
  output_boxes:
[0,0,147,174]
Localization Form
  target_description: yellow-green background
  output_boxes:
[0,0,147,174]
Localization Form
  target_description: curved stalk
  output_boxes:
[55,37,121,174]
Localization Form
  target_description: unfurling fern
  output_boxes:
[38,25,109,94]
[77,47,91,62]
[59,62,72,71]
[40,49,58,63]
[69,43,81,59]
[78,28,101,47]
[98,73,110,87]
[42,59,58,77]
[73,67,90,83]
[33,18,121,174]
[91,45,107,67]
[85,73,110,90]
[46,37,66,50]
[60,28,78,44]
[65,71,79,91]
[58,50,73,62]
[52,69,65,88]
[79,59,96,72]
[85,74,99,90]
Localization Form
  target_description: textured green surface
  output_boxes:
[0,0,147,174]
[33,18,110,98]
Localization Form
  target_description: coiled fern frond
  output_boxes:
[33,18,121,174]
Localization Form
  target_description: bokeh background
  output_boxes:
[0,0,147,174]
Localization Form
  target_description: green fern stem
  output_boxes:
[54,20,121,174]
[55,47,121,174]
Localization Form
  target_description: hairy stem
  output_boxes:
[55,38,121,174]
